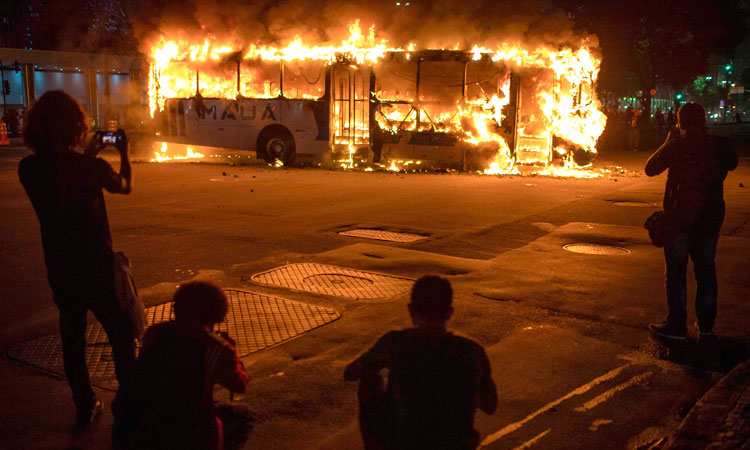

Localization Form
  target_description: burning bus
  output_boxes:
[147,21,606,174]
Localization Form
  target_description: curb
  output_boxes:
[666,358,750,449]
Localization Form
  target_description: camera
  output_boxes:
[98,129,126,147]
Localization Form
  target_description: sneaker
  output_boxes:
[649,323,687,341]
[75,398,102,428]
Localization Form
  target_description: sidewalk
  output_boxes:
[667,357,750,449]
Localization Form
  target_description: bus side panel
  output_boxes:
[279,100,330,157]
[158,97,329,156]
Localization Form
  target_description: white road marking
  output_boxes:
[588,419,613,431]
[479,364,630,447]
[574,371,653,412]
[510,429,551,450]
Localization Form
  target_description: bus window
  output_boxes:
[158,61,197,100]
[418,61,464,132]
[196,58,241,99]
[240,60,281,98]
[373,56,417,132]
[282,60,327,99]
[465,60,507,103]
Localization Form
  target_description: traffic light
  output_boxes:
[2,80,9,96]
[675,93,683,100]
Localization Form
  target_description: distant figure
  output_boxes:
[655,109,665,140]
[18,90,135,428]
[2,107,20,136]
[18,108,25,136]
[645,103,738,341]
[600,106,619,150]
[114,282,253,450]
[735,110,742,124]
[667,109,676,130]
[629,108,642,151]
[344,276,497,450]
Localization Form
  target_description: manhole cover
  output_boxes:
[303,273,375,289]
[5,290,339,389]
[563,243,631,255]
[609,200,657,207]
[339,229,427,243]
[252,263,413,299]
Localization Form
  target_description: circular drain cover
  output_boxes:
[563,243,631,255]
[303,273,375,289]
[610,201,656,207]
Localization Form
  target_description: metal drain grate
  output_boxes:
[6,290,339,388]
[339,229,427,243]
[252,263,413,300]
[563,243,631,255]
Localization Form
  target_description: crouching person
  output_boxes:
[114,281,254,450]
[344,276,497,450]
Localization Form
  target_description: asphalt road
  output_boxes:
[1,142,749,449]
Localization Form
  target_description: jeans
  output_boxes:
[49,259,136,414]
[664,232,719,334]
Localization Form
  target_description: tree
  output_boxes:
[563,0,746,118]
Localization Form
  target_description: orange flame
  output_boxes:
[148,21,607,176]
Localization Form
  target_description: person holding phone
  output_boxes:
[645,103,738,341]
[18,90,135,429]
[113,282,253,450]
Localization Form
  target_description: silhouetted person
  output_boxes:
[655,109,665,140]
[344,276,497,450]
[646,103,738,341]
[735,110,742,124]
[114,282,253,450]
[2,106,20,136]
[667,109,676,130]
[629,107,642,150]
[18,90,135,428]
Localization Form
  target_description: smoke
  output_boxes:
[129,0,598,53]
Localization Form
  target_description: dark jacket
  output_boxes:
[645,131,737,235]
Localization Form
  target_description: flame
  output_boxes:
[151,141,205,162]
[147,21,607,177]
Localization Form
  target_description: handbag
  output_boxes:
[644,210,672,248]
[113,251,147,341]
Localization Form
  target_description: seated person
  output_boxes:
[114,281,253,450]
[344,276,497,450]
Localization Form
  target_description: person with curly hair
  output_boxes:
[114,281,253,450]
[18,90,135,428]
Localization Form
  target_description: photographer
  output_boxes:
[645,102,738,341]
[18,90,135,428]
[114,282,253,450]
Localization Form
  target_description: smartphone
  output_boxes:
[100,131,117,145]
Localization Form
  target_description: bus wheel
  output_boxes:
[260,127,296,166]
